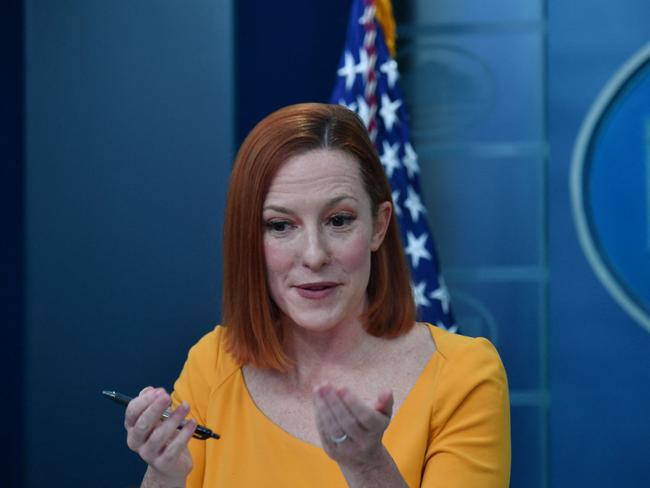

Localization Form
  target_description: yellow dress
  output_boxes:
[171,324,510,487]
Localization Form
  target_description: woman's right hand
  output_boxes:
[125,386,196,487]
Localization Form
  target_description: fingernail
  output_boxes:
[139,386,153,395]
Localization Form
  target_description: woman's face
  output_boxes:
[262,149,391,335]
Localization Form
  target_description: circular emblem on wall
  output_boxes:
[571,42,650,334]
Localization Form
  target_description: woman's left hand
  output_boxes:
[313,383,394,470]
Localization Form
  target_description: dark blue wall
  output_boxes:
[548,1,650,486]
[236,0,350,141]
[2,1,24,485]
[24,1,233,485]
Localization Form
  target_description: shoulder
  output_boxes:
[425,323,508,412]
[181,325,240,390]
[172,325,241,421]
[427,323,505,374]
[186,325,225,360]
[424,323,509,427]
[421,325,511,485]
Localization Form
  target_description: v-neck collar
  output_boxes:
[239,323,442,453]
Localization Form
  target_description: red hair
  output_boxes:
[222,103,415,370]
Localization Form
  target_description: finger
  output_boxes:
[320,386,366,440]
[374,390,394,417]
[155,419,196,469]
[313,385,340,431]
[139,385,154,395]
[140,401,189,460]
[313,385,349,440]
[337,387,387,432]
[130,389,171,444]
[125,388,160,428]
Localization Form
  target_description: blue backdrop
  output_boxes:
[18,0,234,486]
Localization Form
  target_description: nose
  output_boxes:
[301,226,330,270]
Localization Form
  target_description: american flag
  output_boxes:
[329,0,456,332]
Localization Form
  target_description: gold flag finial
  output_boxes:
[375,0,397,58]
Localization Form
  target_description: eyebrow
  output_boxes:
[263,195,359,214]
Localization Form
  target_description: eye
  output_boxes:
[268,221,288,232]
[265,220,291,234]
[328,214,356,228]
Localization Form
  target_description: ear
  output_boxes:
[370,201,392,251]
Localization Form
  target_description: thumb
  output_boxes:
[374,390,394,418]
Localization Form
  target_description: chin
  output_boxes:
[293,317,342,333]
[285,310,354,334]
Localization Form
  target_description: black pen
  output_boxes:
[102,390,220,440]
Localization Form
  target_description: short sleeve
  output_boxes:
[171,327,222,488]
[422,337,511,487]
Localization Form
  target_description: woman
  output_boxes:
[124,103,511,487]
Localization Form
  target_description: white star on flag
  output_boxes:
[380,140,401,178]
[337,51,357,90]
[380,58,399,88]
[355,95,371,127]
[412,281,432,308]
[430,277,451,314]
[355,48,369,79]
[404,185,426,222]
[391,189,401,216]
[379,93,402,132]
[402,142,420,179]
[404,230,432,269]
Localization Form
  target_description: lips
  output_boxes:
[294,282,339,299]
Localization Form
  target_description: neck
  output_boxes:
[280,318,379,392]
